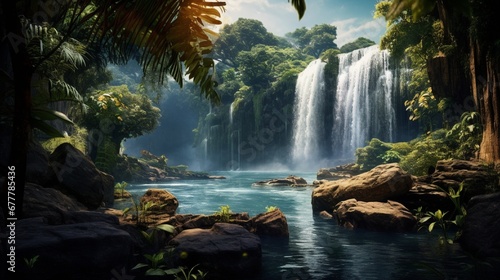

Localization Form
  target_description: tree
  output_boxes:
[340,37,376,53]
[213,18,282,68]
[286,24,338,57]
[83,85,161,157]
[385,0,500,163]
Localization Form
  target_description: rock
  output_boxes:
[209,175,226,179]
[246,209,289,237]
[49,143,114,209]
[316,164,360,180]
[170,223,261,278]
[114,190,132,199]
[334,199,416,232]
[26,142,54,187]
[17,218,134,280]
[140,188,179,215]
[253,175,308,186]
[431,160,498,202]
[319,211,333,219]
[312,163,413,212]
[23,183,86,224]
[460,192,500,257]
[395,183,452,213]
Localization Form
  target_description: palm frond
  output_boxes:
[79,0,225,104]
[289,0,306,19]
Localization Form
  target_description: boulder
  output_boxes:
[140,188,179,215]
[23,183,86,224]
[170,223,261,278]
[246,209,289,237]
[312,163,413,212]
[460,192,500,258]
[316,164,359,181]
[26,142,54,187]
[16,218,134,280]
[253,175,308,186]
[49,143,114,209]
[334,199,416,232]
[395,183,452,213]
[431,160,498,202]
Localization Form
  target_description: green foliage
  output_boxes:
[286,24,338,57]
[94,136,118,173]
[265,206,279,212]
[24,255,39,270]
[173,264,208,280]
[114,181,129,199]
[418,183,467,245]
[140,224,175,248]
[446,112,482,159]
[340,37,376,53]
[214,205,232,222]
[355,138,394,171]
[41,126,88,153]
[399,130,452,175]
[83,85,161,151]
[123,199,158,225]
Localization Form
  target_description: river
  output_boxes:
[123,171,479,280]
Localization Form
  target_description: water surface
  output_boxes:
[123,171,482,280]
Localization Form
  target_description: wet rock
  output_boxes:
[253,175,308,186]
[312,163,413,212]
[140,188,179,215]
[460,192,500,258]
[316,164,360,181]
[246,209,289,237]
[170,223,261,278]
[334,199,416,232]
[49,143,114,209]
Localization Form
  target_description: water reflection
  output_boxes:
[121,171,491,280]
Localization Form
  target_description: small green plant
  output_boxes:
[24,255,39,269]
[214,205,232,222]
[173,264,208,280]
[123,199,158,225]
[114,181,128,199]
[419,209,453,245]
[265,206,278,212]
[141,224,175,246]
[133,252,170,276]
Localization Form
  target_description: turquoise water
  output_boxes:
[123,171,481,280]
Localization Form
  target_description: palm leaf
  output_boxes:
[289,0,306,19]
[74,0,225,104]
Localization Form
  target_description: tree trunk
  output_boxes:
[470,39,500,163]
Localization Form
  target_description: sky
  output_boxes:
[220,0,386,47]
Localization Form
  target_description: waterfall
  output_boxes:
[332,45,396,159]
[291,59,327,165]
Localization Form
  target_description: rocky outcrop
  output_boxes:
[396,183,452,213]
[17,218,134,280]
[312,163,413,212]
[334,199,416,232]
[253,175,308,186]
[334,198,417,232]
[49,143,114,209]
[23,183,86,224]
[26,142,54,187]
[460,192,500,257]
[246,209,289,237]
[170,223,261,278]
[430,160,498,202]
[140,188,179,215]
[316,163,360,181]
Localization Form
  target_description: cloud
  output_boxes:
[332,17,386,47]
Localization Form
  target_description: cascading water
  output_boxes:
[332,45,396,159]
[291,59,327,166]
